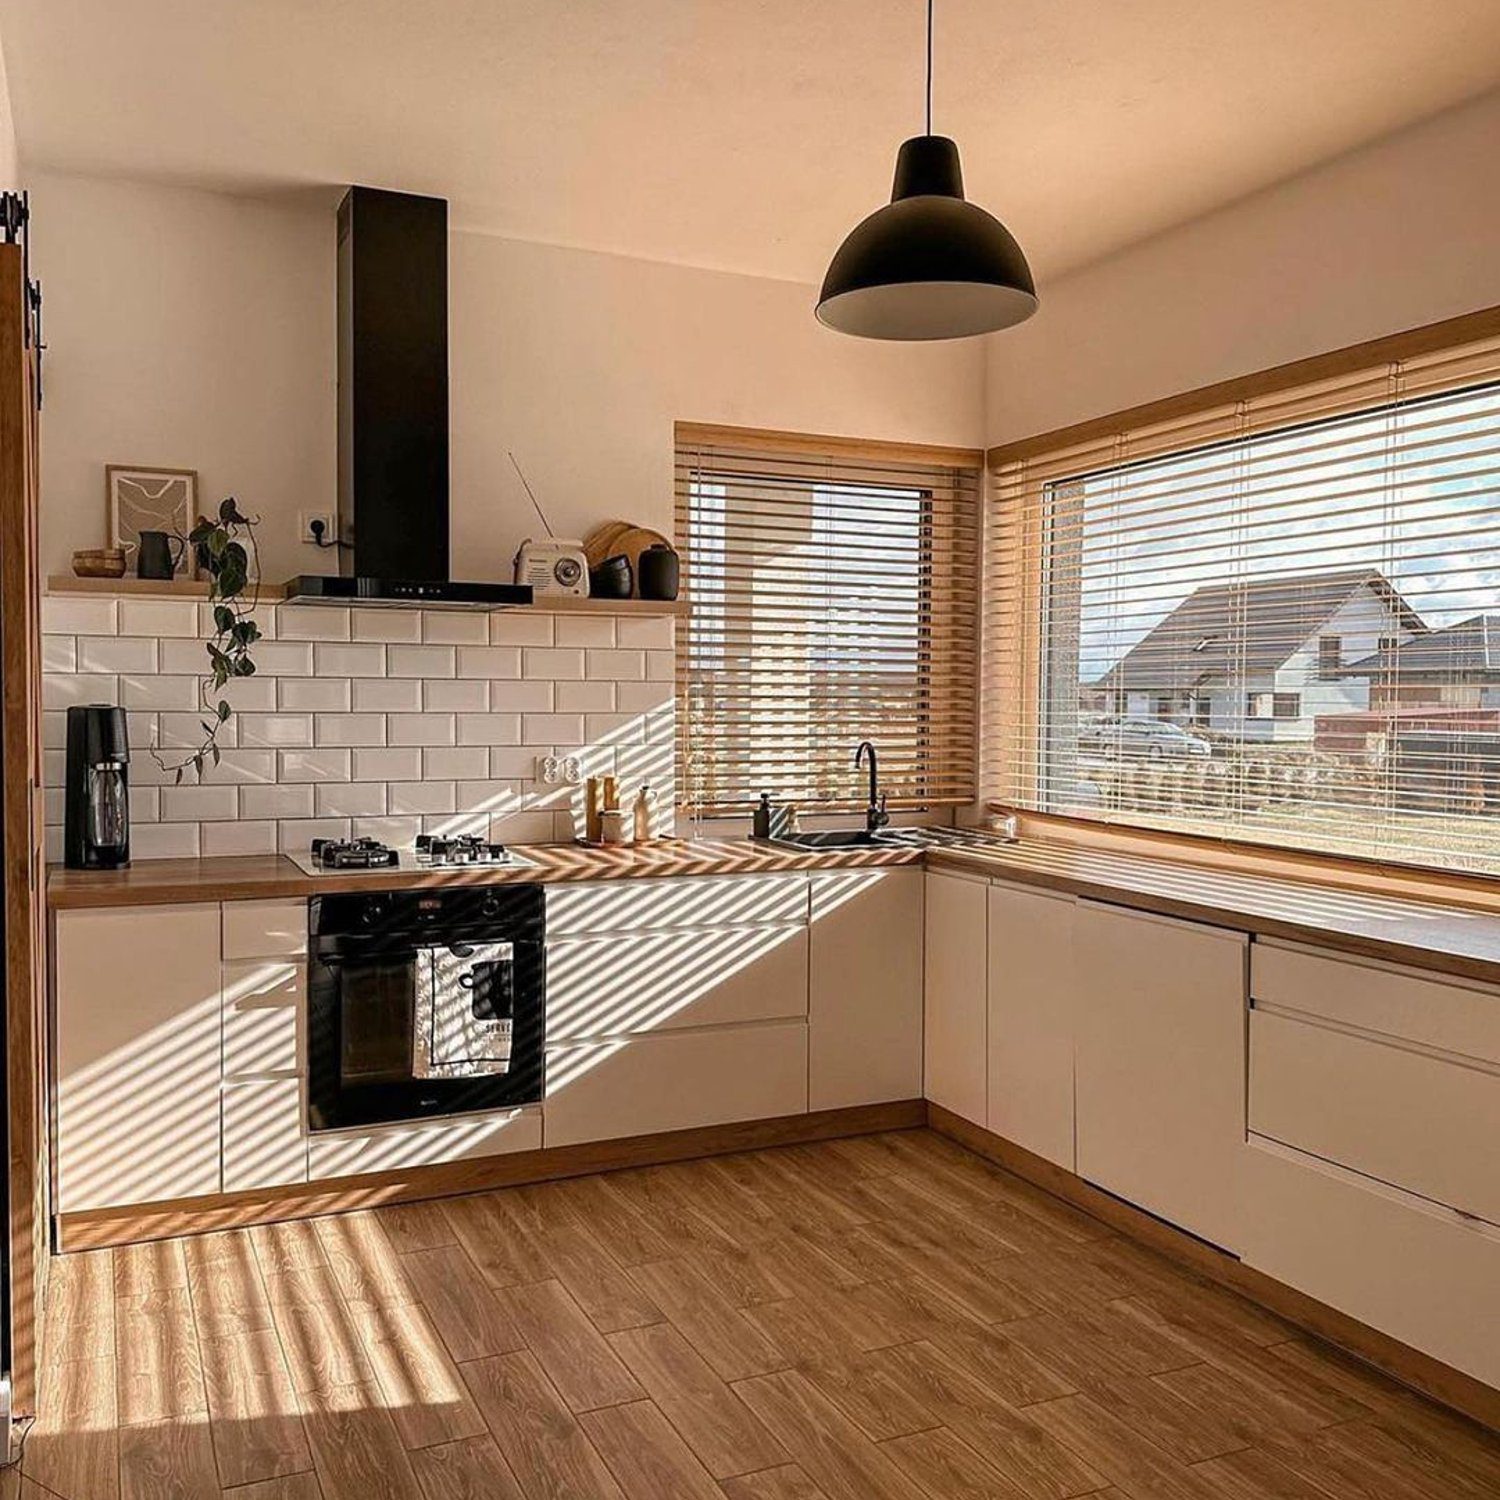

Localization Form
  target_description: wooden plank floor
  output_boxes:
[14,1128,1500,1499]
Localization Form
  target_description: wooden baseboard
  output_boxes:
[56,1099,927,1251]
[926,1104,1500,1437]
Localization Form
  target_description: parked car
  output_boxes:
[1079,715,1212,760]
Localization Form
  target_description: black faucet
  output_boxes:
[854,740,889,835]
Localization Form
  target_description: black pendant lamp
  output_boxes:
[816,0,1037,341]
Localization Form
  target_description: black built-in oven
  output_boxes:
[308,884,545,1130]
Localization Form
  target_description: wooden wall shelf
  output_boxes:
[46,577,689,616]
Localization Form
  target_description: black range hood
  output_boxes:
[284,186,532,609]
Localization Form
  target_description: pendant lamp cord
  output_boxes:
[925,0,934,135]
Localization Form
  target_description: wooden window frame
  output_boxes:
[984,303,1500,903]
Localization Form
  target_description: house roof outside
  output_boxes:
[1094,567,1425,691]
[1340,613,1500,679]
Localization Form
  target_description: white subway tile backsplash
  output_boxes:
[203,750,278,785]
[277,818,350,852]
[585,648,645,681]
[314,642,386,678]
[616,616,675,649]
[161,784,239,822]
[315,782,387,818]
[79,636,159,674]
[388,645,455,678]
[42,636,77,673]
[457,646,522,679]
[278,748,352,782]
[425,746,490,779]
[387,781,456,816]
[486,679,553,713]
[423,679,489,713]
[43,594,679,858]
[422,611,490,645]
[351,608,423,643]
[43,597,117,635]
[352,678,422,713]
[456,780,520,816]
[455,713,521,747]
[386,713,457,747]
[555,615,615,647]
[279,677,351,713]
[133,823,201,859]
[351,816,423,848]
[353,747,423,781]
[314,713,388,748]
[239,783,315,820]
[118,599,201,638]
[43,672,117,709]
[248,641,316,676]
[556,680,614,712]
[522,713,584,746]
[522,647,584,680]
[586,712,645,745]
[490,613,553,646]
[201,820,278,857]
[277,604,351,641]
[488,747,542,779]
[239,713,314,749]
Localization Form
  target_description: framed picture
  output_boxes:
[106,464,199,576]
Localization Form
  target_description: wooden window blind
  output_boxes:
[675,423,981,818]
[985,320,1500,875]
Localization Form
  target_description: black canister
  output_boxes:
[638,542,680,601]
[590,553,634,599]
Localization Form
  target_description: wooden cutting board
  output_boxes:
[583,521,671,574]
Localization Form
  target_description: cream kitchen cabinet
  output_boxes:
[55,902,224,1211]
[808,867,924,1110]
[543,873,813,1146]
[1073,900,1247,1251]
[923,869,988,1126]
[987,881,1077,1168]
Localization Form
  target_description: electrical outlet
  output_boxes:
[537,754,561,785]
[560,756,583,784]
[299,510,335,546]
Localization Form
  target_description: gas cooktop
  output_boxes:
[286,835,536,876]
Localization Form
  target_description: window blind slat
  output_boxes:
[985,333,1500,876]
[676,429,981,818]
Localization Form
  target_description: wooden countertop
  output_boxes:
[46,838,923,908]
[928,841,1500,989]
[48,833,1500,989]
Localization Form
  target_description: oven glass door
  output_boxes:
[336,948,422,1084]
[415,940,515,1078]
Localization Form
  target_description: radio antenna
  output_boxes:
[508,451,555,538]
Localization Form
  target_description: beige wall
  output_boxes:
[30,170,984,583]
[0,29,15,188]
[985,88,1500,445]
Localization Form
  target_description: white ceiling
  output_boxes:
[3,0,1499,285]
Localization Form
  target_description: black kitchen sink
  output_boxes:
[762,829,896,849]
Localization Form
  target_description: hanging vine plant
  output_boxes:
[152,497,263,785]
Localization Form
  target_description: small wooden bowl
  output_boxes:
[72,548,128,579]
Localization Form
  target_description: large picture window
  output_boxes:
[987,325,1500,875]
[675,425,981,818]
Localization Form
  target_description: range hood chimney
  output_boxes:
[284,186,531,609]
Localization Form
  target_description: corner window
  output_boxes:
[675,425,980,818]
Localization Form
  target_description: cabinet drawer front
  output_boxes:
[1252,940,1500,1065]
[1242,1137,1500,1389]
[546,874,808,935]
[1250,1008,1500,1225]
[223,899,309,960]
[544,1020,808,1147]
[307,1106,542,1179]
[547,925,808,1042]
[223,1079,308,1191]
[223,959,303,1077]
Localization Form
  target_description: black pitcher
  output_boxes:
[136,529,186,580]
